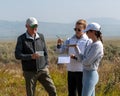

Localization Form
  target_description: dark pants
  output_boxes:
[68,71,83,96]
[23,68,57,96]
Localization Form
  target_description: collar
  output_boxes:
[26,31,40,40]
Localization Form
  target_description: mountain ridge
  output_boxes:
[0,17,120,40]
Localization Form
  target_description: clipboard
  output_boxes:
[57,55,70,64]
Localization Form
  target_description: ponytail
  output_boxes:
[95,31,103,43]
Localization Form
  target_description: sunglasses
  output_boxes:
[30,24,38,29]
[86,30,93,33]
[74,28,82,32]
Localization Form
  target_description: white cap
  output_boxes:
[83,22,101,32]
[26,17,38,27]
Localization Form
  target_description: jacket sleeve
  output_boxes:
[15,36,32,60]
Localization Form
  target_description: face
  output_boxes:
[86,30,95,39]
[74,24,85,37]
[26,24,38,35]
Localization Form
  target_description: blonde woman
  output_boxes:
[56,19,91,96]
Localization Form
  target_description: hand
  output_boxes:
[70,54,78,60]
[57,39,63,45]
[32,53,40,59]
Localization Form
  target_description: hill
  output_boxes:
[0,18,120,40]
[0,40,120,95]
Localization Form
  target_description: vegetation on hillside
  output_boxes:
[0,40,120,96]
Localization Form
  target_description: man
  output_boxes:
[56,19,92,96]
[15,17,57,96]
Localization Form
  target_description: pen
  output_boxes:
[56,35,61,39]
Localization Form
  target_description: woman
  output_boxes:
[56,19,91,96]
[75,22,104,96]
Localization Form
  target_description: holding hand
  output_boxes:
[57,38,63,45]
[70,54,78,60]
[32,53,40,59]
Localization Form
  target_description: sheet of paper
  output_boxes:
[36,51,44,56]
[58,56,70,64]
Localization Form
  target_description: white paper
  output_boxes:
[58,56,70,64]
[36,51,44,56]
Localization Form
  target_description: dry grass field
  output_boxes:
[0,39,120,96]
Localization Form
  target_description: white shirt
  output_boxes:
[57,33,92,72]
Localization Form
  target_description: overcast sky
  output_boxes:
[0,0,120,23]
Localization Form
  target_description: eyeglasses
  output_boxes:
[74,28,82,32]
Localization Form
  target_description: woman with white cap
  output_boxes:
[75,22,104,96]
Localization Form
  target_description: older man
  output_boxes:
[15,17,57,96]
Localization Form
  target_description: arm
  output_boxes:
[56,38,70,54]
[40,34,49,66]
[82,44,102,66]
[74,45,84,61]
[74,39,92,61]
[15,36,32,60]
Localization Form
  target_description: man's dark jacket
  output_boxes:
[15,32,48,72]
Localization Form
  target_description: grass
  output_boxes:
[0,39,120,96]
